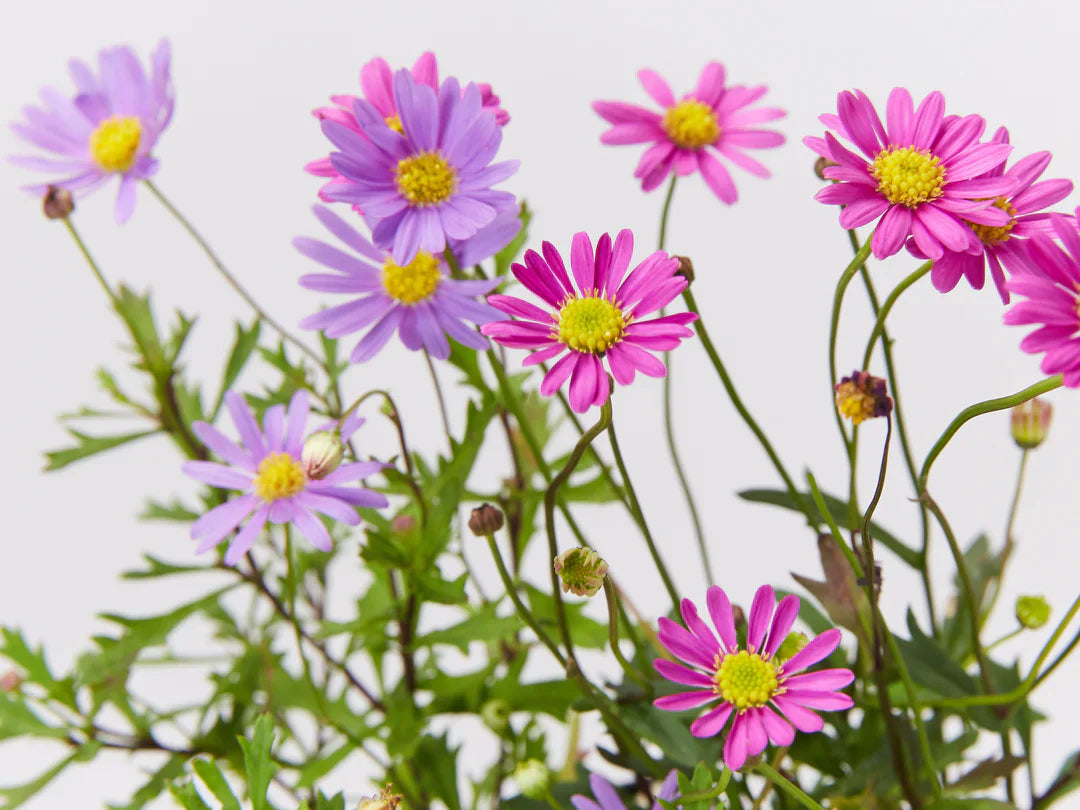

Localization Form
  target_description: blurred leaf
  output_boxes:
[0,751,80,810]
[946,756,1024,793]
[167,782,213,810]
[416,603,522,652]
[139,498,201,523]
[0,691,68,741]
[0,628,76,708]
[1038,750,1080,808]
[191,760,241,810]
[107,755,187,810]
[894,610,976,700]
[121,554,209,580]
[413,570,468,605]
[926,800,1018,810]
[295,743,352,790]
[213,320,261,418]
[493,201,531,278]
[313,792,346,810]
[416,735,462,810]
[791,534,871,646]
[44,427,159,471]
[239,714,275,810]
[524,585,607,648]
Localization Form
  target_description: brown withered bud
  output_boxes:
[468,503,504,537]
[731,604,747,632]
[814,156,838,180]
[43,186,74,219]
[673,255,695,284]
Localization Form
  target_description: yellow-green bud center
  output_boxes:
[253,452,307,501]
[382,251,442,304]
[871,146,946,208]
[1016,595,1051,629]
[774,632,809,664]
[88,115,142,173]
[553,547,608,597]
[663,99,720,150]
[555,295,627,354]
[385,115,404,134]
[968,197,1017,246]
[714,650,780,710]
[395,151,457,206]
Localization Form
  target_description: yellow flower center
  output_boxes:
[253,452,307,501]
[385,115,404,134]
[88,115,142,173]
[382,251,442,304]
[967,197,1017,246]
[555,294,627,354]
[871,146,946,207]
[662,99,720,150]
[714,650,780,710]
[395,151,457,206]
[835,381,877,425]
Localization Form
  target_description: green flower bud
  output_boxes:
[480,698,511,734]
[355,786,402,810]
[553,548,608,597]
[1016,595,1051,629]
[513,759,550,800]
[774,632,809,663]
[1011,398,1052,449]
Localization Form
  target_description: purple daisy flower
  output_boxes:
[906,127,1073,303]
[480,231,698,413]
[593,63,785,203]
[183,390,388,565]
[571,770,679,810]
[9,40,174,223]
[1004,212,1080,387]
[654,584,854,772]
[295,204,513,363]
[319,69,518,266]
[806,88,1017,260]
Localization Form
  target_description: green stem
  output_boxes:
[603,579,651,691]
[860,261,933,369]
[144,179,326,372]
[683,288,817,527]
[62,217,117,303]
[754,762,825,810]
[1033,623,1080,689]
[829,237,874,449]
[423,348,453,446]
[657,174,677,251]
[608,415,680,606]
[987,627,1024,652]
[1005,448,1031,544]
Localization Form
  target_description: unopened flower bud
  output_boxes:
[301,431,344,480]
[513,759,550,800]
[42,186,74,220]
[774,632,809,663]
[673,255,695,284]
[468,503,504,536]
[0,671,22,692]
[1016,595,1051,629]
[835,370,893,425]
[554,547,608,597]
[391,514,417,535]
[732,604,746,631]
[480,698,511,734]
[814,156,838,180]
[356,786,402,810]
[1011,398,1052,449]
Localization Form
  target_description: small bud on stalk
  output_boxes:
[1011,398,1052,449]
[513,759,551,800]
[814,156,838,180]
[0,671,22,692]
[468,503,504,537]
[835,370,893,425]
[1016,595,1051,629]
[300,431,344,480]
[553,547,608,597]
[480,698,511,734]
[390,514,417,535]
[673,255,695,284]
[43,186,74,219]
[356,786,402,810]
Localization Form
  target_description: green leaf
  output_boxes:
[524,585,607,648]
[295,743,353,790]
[113,285,170,380]
[416,603,522,652]
[926,800,1018,810]
[946,756,1024,793]
[44,427,159,471]
[0,691,69,741]
[313,792,346,810]
[413,570,469,605]
[107,754,187,810]
[739,488,921,567]
[1039,750,1080,808]
[0,628,76,707]
[138,498,201,522]
[167,782,213,810]
[239,714,275,810]
[791,534,871,646]
[121,554,209,580]
[416,734,462,810]
[192,760,241,810]
[213,320,262,418]
[493,201,531,277]
[0,752,77,810]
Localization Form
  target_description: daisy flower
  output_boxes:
[807,88,1017,260]
[319,70,518,266]
[305,51,508,204]
[1004,212,1080,387]
[654,584,854,772]
[906,127,1073,303]
[480,230,698,412]
[295,204,512,362]
[571,771,679,810]
[592,62,785,203]
[183,390,388,564]
[9,40,174,223]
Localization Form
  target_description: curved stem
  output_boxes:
[683,288,817,527]
[144,179,326,372]
[608,414,680,606]
[603,579,650,691]
[755,762,825,810]
[828,237,874,448]
[423,348,453,446]
[62,217,117,303]
[860,261,933,369]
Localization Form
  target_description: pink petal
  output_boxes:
[747,584,776,652]
[637,68,675,108]
[690,702,733,738]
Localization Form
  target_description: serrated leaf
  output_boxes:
[416,735,461,810]
[192,760,241,810]
[0,691,69,741]
[138,499,201,522]
[413,570,469,605]
[44,428,159,471]
[239,714,275,810]
[213,320,261,418]
[416,603,523,652]
[1,628,76,707]
[167,782,213,810]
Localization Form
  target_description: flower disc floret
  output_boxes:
[253,453,307,501]
[715,650,779,709]
[382,252,442,304]
[395,151,457,207]
[662,99,719,150]
[556,295,627,354]
[89,115,143,173]
[871,146,945,208]
[969,197,1017,246]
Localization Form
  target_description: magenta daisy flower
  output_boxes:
[9,40,174,223]
[1004,212,1080,387]
[807,88,1018,260]
[295,204,512,362]
[654,585,854,772]
[906,127,1073,303]
[592,63,785,203]
[318,69,518,266]
[571,771,679,810]
[305,52,508,204]
[183,390,388,565]
[480,231,698,412]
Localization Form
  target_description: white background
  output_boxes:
[2,0,1079,807]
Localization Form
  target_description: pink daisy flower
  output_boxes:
[592,62,785,203]
[305,52,508,204]
[480,231,698,413]
[1004,212,1080,387]
[654,584,854,772]
[807,88,1017,260]
[907,127,1073,303]
[183,390,388,565]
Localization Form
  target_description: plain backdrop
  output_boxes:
[2,0,1079,807]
